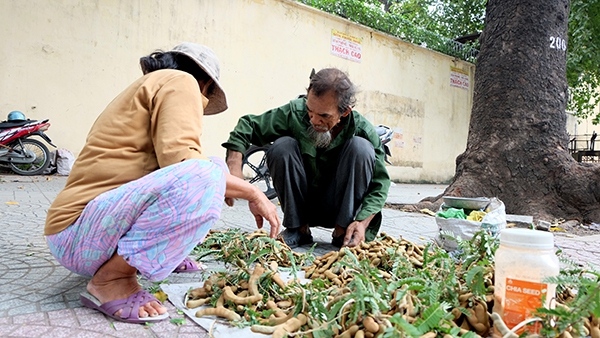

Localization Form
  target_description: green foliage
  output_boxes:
[567,0,600,123]
[298,0,600,123]
[297,0,480,61]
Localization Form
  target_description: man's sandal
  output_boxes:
[278,228,314,248]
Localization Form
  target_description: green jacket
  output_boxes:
[222,97,391,222]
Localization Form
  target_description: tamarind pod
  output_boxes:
[465,308,488,335]
[188,287,209,299]
[272,313,308,338]
[371,258,381,267]
[223,285,263,305]
[559,331,574,338]
[409,256,423,267]
[332,264,342,274]
[270,272,287,289]
[332,277,343,287]
[460,317,471,330]
[338,324,360,338]
[340,309,350,331]
[406,294,416,317]
[251,324,276,334]
[237,290,248,297]
[217,279,227,288]
[458,292,473,303]
[406,245,414,256]
[491,312,518,338]
[379,270,391,279]
[413,244,424,256]
[364,332,375,338]
[186,297,210,308]
[376,322,386,335]
[363,316,379,333]
[246,229,268,240]
[305,266,316,278]
[474,302,489,327]
[593,315,599,327]
[276,300,292,308]
[591,326,600,338]
[355,329,365,338]
[195,307,241,321]
[266,300,287,318]
[216,293,225,308]
[324,270,338,280]
[321,251,337,259]
[444,335,453,338]
[249,264,265,297]
[419,332,436,338]
[451,307,462,320]
[317,253,339,274]
[258,309,295,326]
[269,261,278,271]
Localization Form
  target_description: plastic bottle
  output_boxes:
[492,228,560,337]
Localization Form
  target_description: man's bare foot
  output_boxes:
[87,254,167,318]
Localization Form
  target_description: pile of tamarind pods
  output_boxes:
[201,229,308,268]
[187,230,598,338]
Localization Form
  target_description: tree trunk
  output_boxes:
[414,0,600,222]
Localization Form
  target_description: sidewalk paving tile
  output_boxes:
[0,174,598,337]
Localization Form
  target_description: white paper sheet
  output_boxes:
[161,270,306,338]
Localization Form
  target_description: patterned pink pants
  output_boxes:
[46,158,226,282]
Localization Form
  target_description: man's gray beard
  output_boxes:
[306,125,332,148]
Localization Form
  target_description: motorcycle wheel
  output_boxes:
[9,138,51,176]
[243,145,277,200]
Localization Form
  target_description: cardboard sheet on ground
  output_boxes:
[161,270,307,338]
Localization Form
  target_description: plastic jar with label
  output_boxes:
[492,228,560,337]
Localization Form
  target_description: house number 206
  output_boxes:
[549,36,567,51]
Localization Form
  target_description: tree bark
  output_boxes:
[411,0,600,222]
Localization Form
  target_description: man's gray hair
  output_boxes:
[307,68,357,114]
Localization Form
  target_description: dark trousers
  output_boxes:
[266,136,375,230]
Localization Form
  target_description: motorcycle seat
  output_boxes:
[0,120,36,129]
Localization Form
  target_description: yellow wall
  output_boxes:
[0,0,475,183]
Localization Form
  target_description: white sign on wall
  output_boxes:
[331,30,362,63]
[450,67,469,89]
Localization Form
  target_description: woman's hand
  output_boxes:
[248,194,280,238]
[224,172,281,237]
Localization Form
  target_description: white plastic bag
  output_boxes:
[435,197,506,251]
[56,148,75,176]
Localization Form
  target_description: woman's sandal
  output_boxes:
[80,290,169,324]
[174,257,204,273]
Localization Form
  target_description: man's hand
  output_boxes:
[343,214,375,247]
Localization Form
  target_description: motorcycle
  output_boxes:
[0,112,56,176]
[242,124,394,199]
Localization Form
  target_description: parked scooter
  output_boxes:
[243,124,394,199]
[0,111,56,176]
